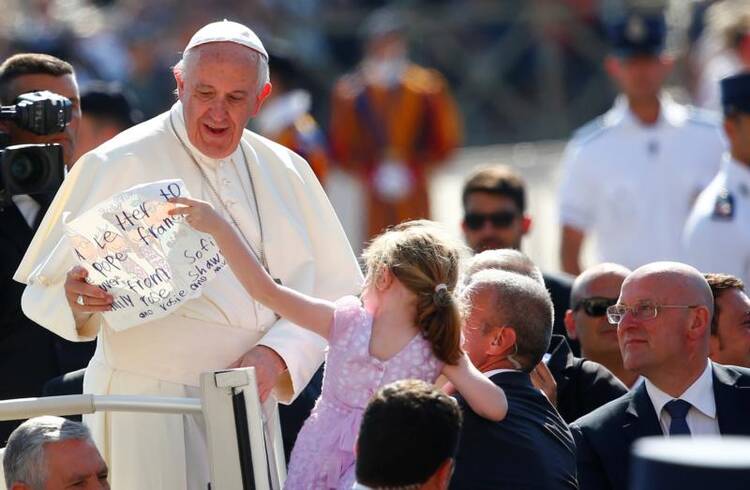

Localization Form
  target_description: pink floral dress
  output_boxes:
[284,296,444,490]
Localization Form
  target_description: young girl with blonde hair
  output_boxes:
[169,198,508,490]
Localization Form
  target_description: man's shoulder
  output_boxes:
[575,358,629,395]
[571,389,634,432]
[714,363,750,386]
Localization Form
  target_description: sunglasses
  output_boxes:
[464,211,518,230]
[573,297,618,317]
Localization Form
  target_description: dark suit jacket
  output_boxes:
[543,271,579,356]
[547,335,628,423]
[0,199,94,443]
[451,371,578,490]
[570,363,750,490]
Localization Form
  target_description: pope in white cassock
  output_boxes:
[13,21,363,489]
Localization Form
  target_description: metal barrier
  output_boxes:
[0,368,284,490]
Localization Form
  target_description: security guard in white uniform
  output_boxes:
[684,72,750,286]
[559,11,725,275]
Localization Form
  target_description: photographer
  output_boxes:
[0,53,91,444]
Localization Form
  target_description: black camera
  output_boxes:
[0,90,72,209]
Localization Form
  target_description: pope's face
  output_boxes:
[175,42,270,159]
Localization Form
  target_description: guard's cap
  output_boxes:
[630,436,750,490]
[721,72,750,115]
[360,8,407,40]
[184,20,268,59]
[607,12,666,58]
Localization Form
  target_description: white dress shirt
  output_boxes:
[559,95,725,269]
[11,194,40,228]
[644,361,719,437]
[684,156,750,287]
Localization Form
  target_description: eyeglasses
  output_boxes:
[464,211,518,230]
[573,297,618,317]
[606,302,701,325]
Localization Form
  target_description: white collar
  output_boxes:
[168,100,243,167]
[726,155,750,190]
[607,93,686,130]
[644,361,716,420]
[483,368,519,378]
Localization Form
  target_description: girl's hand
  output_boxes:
[167,196,226,235]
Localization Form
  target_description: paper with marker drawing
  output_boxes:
[63,179,227,331]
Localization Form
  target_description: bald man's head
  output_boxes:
[571,263,631,306]
[617,262,714,388]
[624,262,714,321]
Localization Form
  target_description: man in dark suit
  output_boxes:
[461,165,578,354]
[0,53,93,443]
[463,249,627,423]
[452,268,578,489]
[571,262,750,490]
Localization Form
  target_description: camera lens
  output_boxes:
[9,154,45,186]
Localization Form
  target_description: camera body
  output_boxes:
[0,90,72,209]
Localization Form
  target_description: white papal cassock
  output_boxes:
[13,102,363,489]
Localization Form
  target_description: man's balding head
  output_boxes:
[616,262,713,394]
[571,263,631,306]
[462,249,544,288]
[623,262,714,320]
[566,263,630,365]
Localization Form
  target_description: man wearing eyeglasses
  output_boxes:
[570,262,750,490]
[461,165,575,353]
[559,10,724,275]
[565,263,640,388]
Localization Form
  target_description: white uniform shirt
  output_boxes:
[683,156,750,285]
[644,361,719,436]
[559,95,725,269]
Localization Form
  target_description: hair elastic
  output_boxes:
[434,283,448,293]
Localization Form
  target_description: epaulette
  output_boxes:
[711,188,735,221]
[685,106,722,128]
[571,115,608,144]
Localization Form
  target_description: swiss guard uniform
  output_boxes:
[329,47,461,239]
[684,73,750,285]
[559,12,725,269]
[256,89,329,184]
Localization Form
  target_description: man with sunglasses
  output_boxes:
[570,262,750,490]
[565,263,640,388]
[461,165,575,353]
[559,10,724,275]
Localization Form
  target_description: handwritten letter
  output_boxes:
[64,179,227,330]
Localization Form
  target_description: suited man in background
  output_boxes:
[451,268,577,489]
[0,53,93,443]
[571,262,750,490]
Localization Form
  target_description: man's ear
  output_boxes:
[488,326,516,357]
[252,82,272,116]
[521,214,532,235]
[687,306,711,341]
[564,309,577,340]
[425,458,454,490]
[173,68,185,99]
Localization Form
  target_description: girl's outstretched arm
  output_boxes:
[442,352,508,421]
[168,197,335,339]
